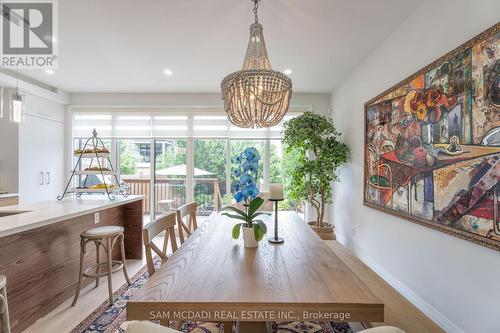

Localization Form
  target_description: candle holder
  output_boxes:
[268,198,284,244]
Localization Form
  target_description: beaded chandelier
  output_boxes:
[221,0,292,128]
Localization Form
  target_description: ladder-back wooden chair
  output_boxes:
[176,202,198,244]
[143,212,233,333]
[143,212,178,276]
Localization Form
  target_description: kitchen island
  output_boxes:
[0,195,144,333]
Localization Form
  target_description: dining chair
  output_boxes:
[142,213,233,333]
[143,212,178,276]
[0,275,11,333]
[175,202,198,244]
[255,191,274,211]
[126,321,181,333]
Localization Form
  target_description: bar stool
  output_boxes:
[72,226,131,306]
[0,275,11,333]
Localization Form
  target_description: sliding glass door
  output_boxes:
[153,139,187,218]
[193,139,227,218]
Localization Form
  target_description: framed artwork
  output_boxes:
[364,23,500,251]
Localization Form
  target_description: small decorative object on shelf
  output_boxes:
[58,129,128,201]
[221,147,269,248]
[268,183,284,244]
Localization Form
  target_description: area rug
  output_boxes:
[72,261,366,333]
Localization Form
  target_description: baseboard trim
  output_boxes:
[354,248,465,333]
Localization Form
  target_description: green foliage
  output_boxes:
[119,141,139,175]
[194,140,227,181]
[282,112,349,226]
[221,196,269,241]
[155,140,187,175]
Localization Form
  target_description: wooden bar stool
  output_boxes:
[0,275,11,333]
[72,226,131,306]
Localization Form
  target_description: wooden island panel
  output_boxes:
[0,199,143,333]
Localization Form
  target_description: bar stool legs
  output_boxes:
[119,234,131,285]
[0,276,11,333]
[72,226,131,307]
[95,241,100,288]
[71,238,86,307]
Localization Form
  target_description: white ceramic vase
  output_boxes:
[242,225,258,248]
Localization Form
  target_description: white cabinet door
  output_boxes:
[19,101,65,204]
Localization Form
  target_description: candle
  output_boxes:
[269,183,284,200]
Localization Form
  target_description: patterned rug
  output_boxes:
[72,261,366,333]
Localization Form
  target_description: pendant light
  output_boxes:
[221,0,292,128]
[10,56,25,123]
[0,87,4,119]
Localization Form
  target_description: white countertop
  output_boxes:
[0,195,143,238]
[0,193,19,199]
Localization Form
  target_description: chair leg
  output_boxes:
[0,289,11,333]
[95,241,100,288]
[119,234,131,285]
[71,238,86,307]
[106,237,114,305]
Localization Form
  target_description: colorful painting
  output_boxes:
[364,23,500,251]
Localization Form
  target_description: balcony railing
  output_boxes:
[122,177,224,215]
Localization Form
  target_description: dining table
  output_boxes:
[127,211,384,333]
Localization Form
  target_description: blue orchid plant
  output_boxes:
[221,147,268,241]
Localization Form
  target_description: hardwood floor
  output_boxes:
[325,241,444,333]
[22,258,145,333]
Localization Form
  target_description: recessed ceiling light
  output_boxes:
[284,69,292,75]
[45,69,54,74]
[164,69,173,76]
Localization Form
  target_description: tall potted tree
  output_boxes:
[283,112,349,240]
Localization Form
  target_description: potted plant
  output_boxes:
[283,112,349,240]
[221,147,268,248]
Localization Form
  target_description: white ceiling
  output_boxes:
[20,0,422,93]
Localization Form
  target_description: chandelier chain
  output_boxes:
[253,0,259,23]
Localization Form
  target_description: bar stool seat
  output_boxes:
[72,225,131,307]
[83,226,124,237]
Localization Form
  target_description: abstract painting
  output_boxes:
[364,23,500,251]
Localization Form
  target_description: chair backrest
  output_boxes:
[256,192,274,211]
[143,212,178,276]
[232,193,273,212]
[176,202,198,244]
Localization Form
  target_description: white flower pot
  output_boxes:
[242,226,258,248]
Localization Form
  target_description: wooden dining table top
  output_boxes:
[127,211,384,324]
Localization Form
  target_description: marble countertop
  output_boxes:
[0,193,19,199]
[0,195,143,238]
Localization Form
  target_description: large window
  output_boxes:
[230,140,265,190]
[154,139,187,216]
[194,139,227,216]
[71,109,305,218]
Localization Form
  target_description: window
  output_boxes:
[194,139,227,216]
[154,139,187,216]
[230,140,265,191]
[70,109,305,217]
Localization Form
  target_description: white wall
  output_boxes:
[19,94,65,203]
[330,1,500,333]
